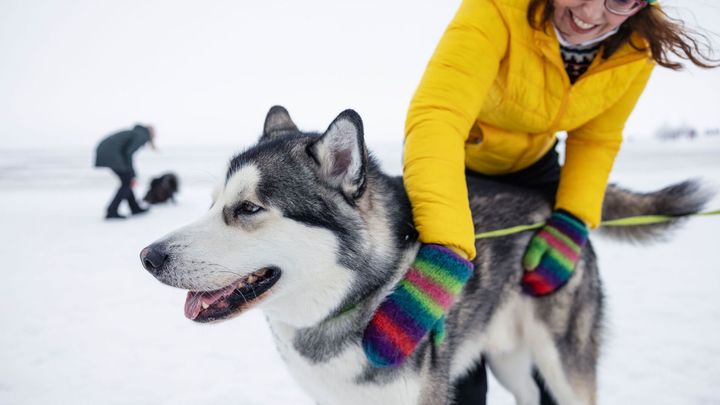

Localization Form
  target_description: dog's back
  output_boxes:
[143,172,179,204]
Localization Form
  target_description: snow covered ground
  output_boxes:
[1,138,719,405]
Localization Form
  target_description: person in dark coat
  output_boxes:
[95,124,156,219]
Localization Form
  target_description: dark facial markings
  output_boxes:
[234,201,263,216]
[222,201,265,226]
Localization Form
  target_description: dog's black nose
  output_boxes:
[140,244,169,275]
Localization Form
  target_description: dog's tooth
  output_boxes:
[256,268,268,277]
[201,302,210,309]
[236,281,245,289]
[247,274,258,284]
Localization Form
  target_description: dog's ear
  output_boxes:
[308,109,368,202]
[261,105,298,141]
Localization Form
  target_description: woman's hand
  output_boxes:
[362,244,473,367]
[521,210,589,296]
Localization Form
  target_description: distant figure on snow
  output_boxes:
[143,172,179,205]
[94,124,156,219]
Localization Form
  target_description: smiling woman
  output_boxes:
[368,0,720,403]
[530,0,718,68]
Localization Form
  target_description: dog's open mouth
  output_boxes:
[184,267,281,322]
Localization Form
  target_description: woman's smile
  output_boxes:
[569,10,599,33]
[553,0,632,44]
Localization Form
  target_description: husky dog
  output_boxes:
[140,107,711,405]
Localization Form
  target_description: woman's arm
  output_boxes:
[557,61,655,227]
[404,0,509,259]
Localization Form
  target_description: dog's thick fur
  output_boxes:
[143,172,179,204]
[140,107,712,405]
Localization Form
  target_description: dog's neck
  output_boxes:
[265,240,418,365]
[322,248,416,326]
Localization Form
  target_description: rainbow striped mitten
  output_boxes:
[362,244,473,368]
[521,210,588,296]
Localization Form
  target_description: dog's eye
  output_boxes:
[234,201,263,217]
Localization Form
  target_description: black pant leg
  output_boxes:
[452,359,487,404]
[107,170,135,214]
[125,182,142,212]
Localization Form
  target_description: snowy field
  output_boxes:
[1,138,719,405]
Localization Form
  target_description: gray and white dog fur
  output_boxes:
[140,106,712,405]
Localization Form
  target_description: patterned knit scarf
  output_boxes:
[553,25,618,84]
[560,43,601,83]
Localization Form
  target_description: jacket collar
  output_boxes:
[533,24,651,77]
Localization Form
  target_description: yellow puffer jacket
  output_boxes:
[404,0,655,259]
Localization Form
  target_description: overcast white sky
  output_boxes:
[0,0,718,149]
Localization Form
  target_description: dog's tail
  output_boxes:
[598,179,715,243]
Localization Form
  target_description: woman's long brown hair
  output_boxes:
[527,0,718,69]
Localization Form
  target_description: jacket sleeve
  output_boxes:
[403,0,508,260]
[556,61,654,228]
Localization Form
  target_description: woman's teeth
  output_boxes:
[572,13,596,30]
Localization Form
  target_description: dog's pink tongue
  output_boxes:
[184,285,235,320]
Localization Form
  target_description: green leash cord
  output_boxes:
[474,209,720,240]
[336,210,720,321]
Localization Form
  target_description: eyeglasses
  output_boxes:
[605,0,648,16]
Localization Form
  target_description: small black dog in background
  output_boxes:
[143,173,179,204]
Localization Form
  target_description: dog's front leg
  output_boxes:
[416,345,454,405]
[418,378,452,405]
[486,349,540,405]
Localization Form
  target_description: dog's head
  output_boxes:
[140,107,416,327]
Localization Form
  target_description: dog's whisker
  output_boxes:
[213,269,244,278]
[206,267,252,304]
[234,287,249,305]
[248,285,258,300]
[208,263,261,304]
[205,262,243,277]
[205,266,257,303]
